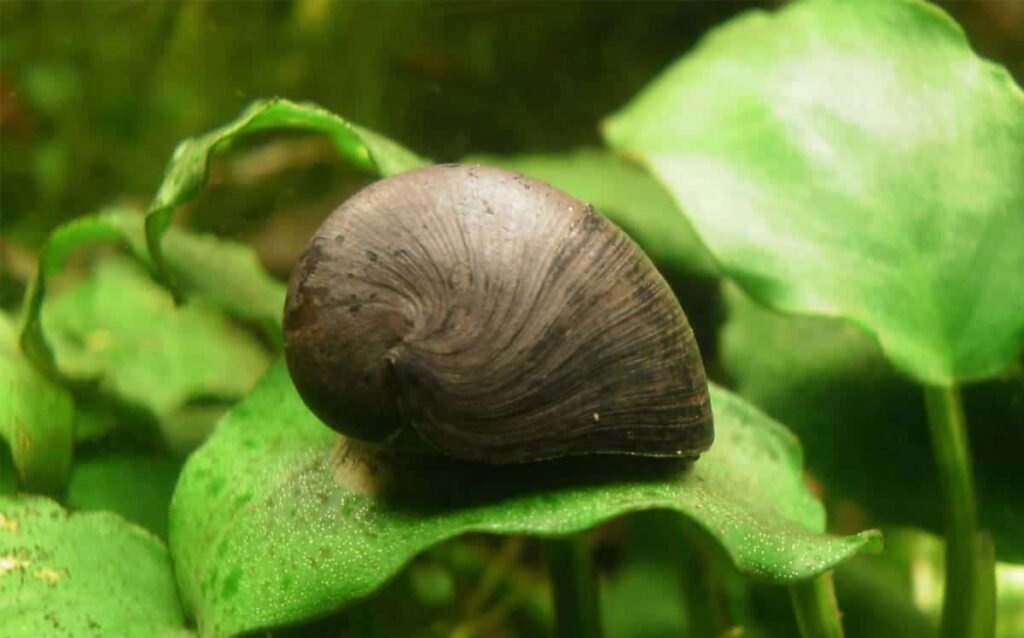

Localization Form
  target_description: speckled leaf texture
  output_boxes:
[0,496,192,638]
[170,363,880,638]
[604,0,1024,385]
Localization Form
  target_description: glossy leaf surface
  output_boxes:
[605,0,1024,384]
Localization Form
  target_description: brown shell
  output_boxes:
[283,164,713,464]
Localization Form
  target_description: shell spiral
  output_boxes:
[284,164,713,464]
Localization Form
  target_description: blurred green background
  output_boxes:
[3,0,1021,306]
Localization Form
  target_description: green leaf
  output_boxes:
[719,284,1024,561]
[160,229,286,347]
[0,313,73,494]
[145,98,430,291]
[0,495,192,638]
[19,210,284,384]
[65,450,182,540]
[604,0,1024,384]
[42,257,270,430]
[0,446,18,496]
[19,212,147,381]
[170,362,880,638]
[466,150,716,276]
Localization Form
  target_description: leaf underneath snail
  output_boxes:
[284,164,713,464]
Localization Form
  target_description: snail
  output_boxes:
[283,164,713,464]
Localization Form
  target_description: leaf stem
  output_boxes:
[464,537,525,618]
[789,571,845,638]
[924,384,992,638]
[545,534,602,638]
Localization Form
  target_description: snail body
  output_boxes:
[284,164,712,464]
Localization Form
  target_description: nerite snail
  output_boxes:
[283,164,713,464]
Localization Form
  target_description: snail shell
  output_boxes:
[284,164,713,464]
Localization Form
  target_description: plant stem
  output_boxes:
[789,571,845,638]
[973,533,996,638]
[924,384,991,638]
[545,534,602,638]
[464,537,525,617]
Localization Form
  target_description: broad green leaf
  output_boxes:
[720,285,1024,561]
[467,150,716,276]
[43,257,270,428]
[65,450,182,539]
[19,210,284,383]
[145,98,430,290]
[170,362,879,638]
[605,0,1024,384]
[19,212,147,381]
[0,496,191,638]
[0,313,73,494]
